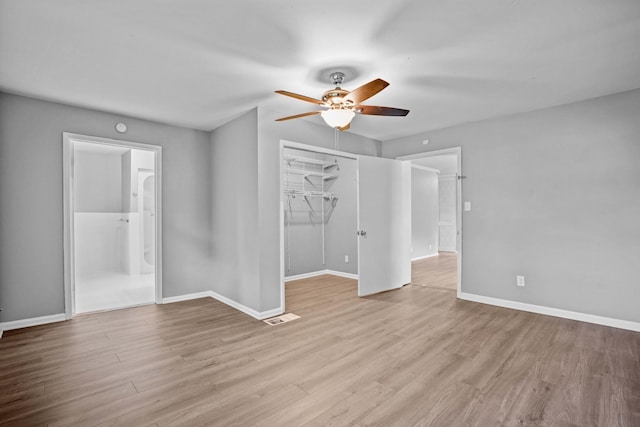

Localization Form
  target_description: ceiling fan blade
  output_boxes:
[275,111,321,121]
[275,90,325,105]
[356,105,410,116]
[343,78,389,104]
[338,123,350,131]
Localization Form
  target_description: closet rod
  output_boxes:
[284,190,337,199]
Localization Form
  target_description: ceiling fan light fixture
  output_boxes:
[321,109,355,128]
[275,74,408,126]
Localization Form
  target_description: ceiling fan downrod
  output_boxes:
[329,71,345,87]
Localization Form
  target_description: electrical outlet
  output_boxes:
[344,255,349,263]
[516,275,525,287]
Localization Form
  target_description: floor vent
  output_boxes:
[263,313,300,326]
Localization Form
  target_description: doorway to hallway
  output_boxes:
[397,147,463,296]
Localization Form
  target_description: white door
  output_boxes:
[357,155,411,296]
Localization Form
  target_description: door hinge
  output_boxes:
[457,174,467,180]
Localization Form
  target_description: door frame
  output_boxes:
[279,140,358,312]
[62,132,163,318]
[396,147,463,297]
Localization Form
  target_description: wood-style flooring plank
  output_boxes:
[1,271,639,426]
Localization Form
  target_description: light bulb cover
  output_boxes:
[321,109,355,128]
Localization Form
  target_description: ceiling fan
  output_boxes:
[275,72,409,131]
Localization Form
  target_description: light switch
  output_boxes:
[464,201,471,211]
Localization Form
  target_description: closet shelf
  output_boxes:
[283,168,338,181]
[284,155,338,169]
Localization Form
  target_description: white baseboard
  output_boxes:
[411,253,439,261]
[0,296,212,337]
[0,291,282,338]
[284,270,327,282]
[0,313,67,336]
[260,307,286,320]
[285,269,358,283]
[459,292,640,332]
[163,290,282,321]
[208,290,283,320]
[325,270,358,280]
[162,291,212,304]
[209,290,258,319]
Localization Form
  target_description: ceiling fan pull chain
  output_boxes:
[334,127,340,170]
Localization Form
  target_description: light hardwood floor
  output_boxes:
[1,276,639,426]
[412,252,458,291]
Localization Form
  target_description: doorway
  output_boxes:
[397,148,462,296]
[280,141,359,311]
[63,133,162,316]
[279,140,411,312]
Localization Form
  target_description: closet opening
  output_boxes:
[279,141,359,312]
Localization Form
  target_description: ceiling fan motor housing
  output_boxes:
[322,88,350,105]
[323,72,350,105]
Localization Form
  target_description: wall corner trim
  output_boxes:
[259,307,285,320]
[163,291,283,321]
[458,292,640,332]
[0,313,67,336]
[208,290,279,320]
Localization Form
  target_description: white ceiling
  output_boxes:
[1,0,639,141]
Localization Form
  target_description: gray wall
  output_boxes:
[411,168,439,259]
[325,155,358,275]
[0,92,212,322]
[5,87,637,325]
[210,109,261,310]
[0,94,378,322]
[383,89,640,323]
[74,150,123,212]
